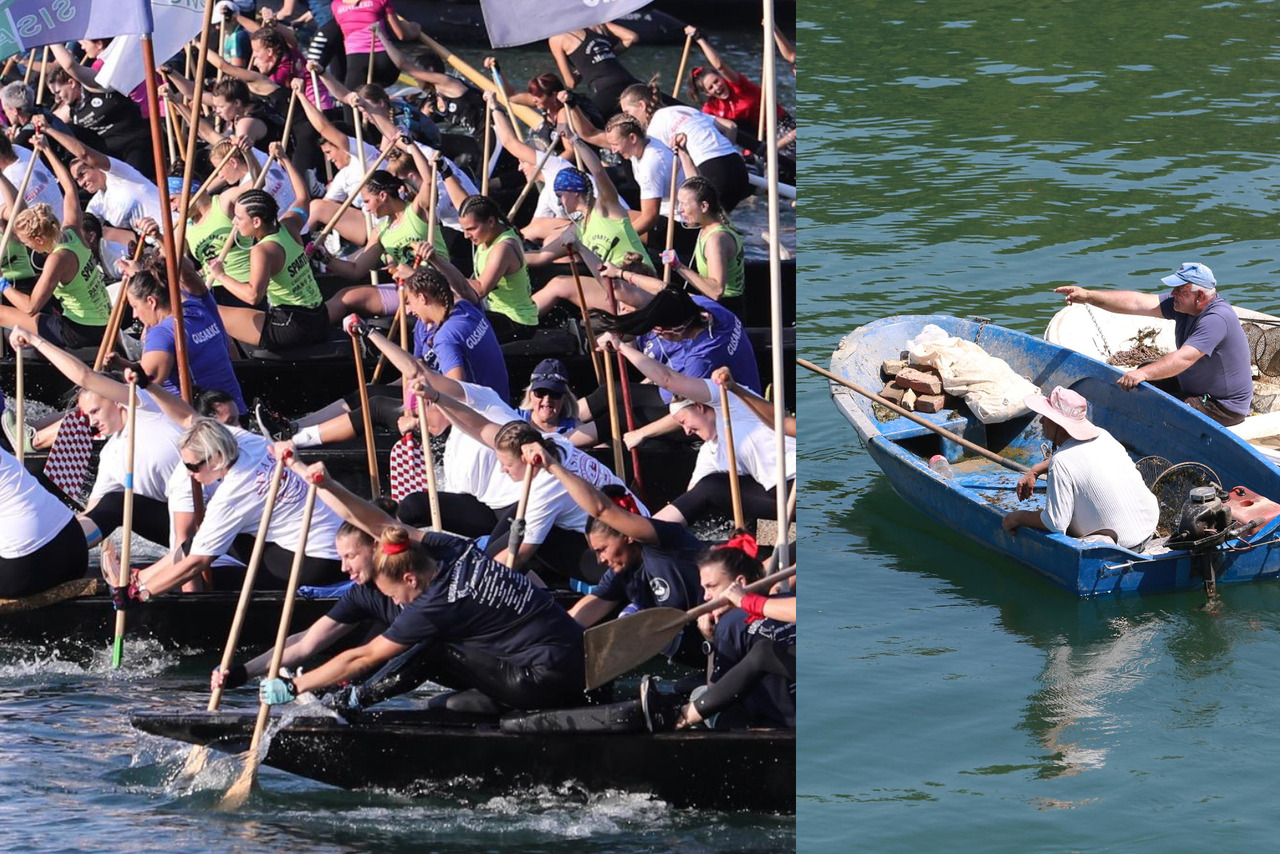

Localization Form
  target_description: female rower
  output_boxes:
[642,537,795,731]
[206,186,330,352]
[618,82,750,212]
[330,0,420,92]
[424,193,537,342]
[517,357,597,446]
[258,517,586,714]
[0,137,109,349]
[547,22,640,118]
[320,140,449,321]
[598,331,793,528]
[0,446,89,598]
[684,26,796,154]
[601,175,747,317]
[522,439,704,665]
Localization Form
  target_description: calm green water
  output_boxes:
[799,0,1280,850]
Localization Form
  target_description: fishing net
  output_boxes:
[1150,461,1221,538]
[1244,320,1280,378]
[1136,456,1172,490]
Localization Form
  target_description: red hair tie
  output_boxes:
[723,532,758,559]
[691,66,705,79]
[380,540,411,556]
[609,492,640,516]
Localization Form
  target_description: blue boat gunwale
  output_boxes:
[827,314,1280,596]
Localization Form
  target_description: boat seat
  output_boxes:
[746,325,796,352]
[501,327,583,359]
[878,409,976,442]
[242,337,353,362]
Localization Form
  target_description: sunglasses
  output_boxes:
[532,388,563,399]
[183,456,209,473]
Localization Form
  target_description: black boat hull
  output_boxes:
[130,708,795,812]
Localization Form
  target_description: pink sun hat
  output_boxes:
[1024,386,1101,441]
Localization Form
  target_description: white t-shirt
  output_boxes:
[646,107,738,166]
[189,428,341,559]
[5,146,62,214]
[631,139,679,218]
[687,379,796,493]
[323,138,383,206]
[441,381,521,510]
[1040,431,1159,550]
[521,435,643,546]
[531,153,628,220]
[86,156,162,228]
[0,446,74,558]
[88,390,185,507]
[248,148,297,214]
[412,142,476,231]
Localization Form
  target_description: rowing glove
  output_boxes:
[259,676,297,705]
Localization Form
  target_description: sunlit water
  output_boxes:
[799,0,1280,850]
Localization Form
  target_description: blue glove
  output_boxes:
[259,676,297,705]
[0,277,10,294]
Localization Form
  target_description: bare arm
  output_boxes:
[285,454,413,540]
[1117,344,1204,390]
[290,634,409,696]
[236,617,356,681]
[687,26,742,83]
[39,135,85,233]
[35,118,110,171]
[547,34,579,89]
[569,135,625,217]
[603,333,714,403]
[604,22,638,51]
[675,230,731,300]
[294,73,350,149]
[487,96,538,164]
[712,367,795,437]
[8,329,126,400]
[205,49,280,97]
[48,44,103,91]
[532,449,658,543]
[417,377,503,449]
[1052,286,1164,318]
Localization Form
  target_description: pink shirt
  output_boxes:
[330,0,392,54]
[269,51,335,111]
[91,57,150,119]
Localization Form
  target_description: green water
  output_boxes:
[799,1,1280,850]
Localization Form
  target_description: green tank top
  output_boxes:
[581,210,652,272]
[53,229,110,326]
[186,195,252,282]
[0,237,34,282]
[473,228,536,327]
[378,202,448,268]
[261,229,322,309]
[694,223,745,300]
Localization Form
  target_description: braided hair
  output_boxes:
[493,420,561,463]
[235,188,279,226]
[619,80,662,125]
[402,266,454,314]
[459,194,514,233]
[679,176,734,229]
[125,267,171,310]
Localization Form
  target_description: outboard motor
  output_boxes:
[1175,486,1231,543]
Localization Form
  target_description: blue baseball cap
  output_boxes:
[1161,262,1216,291]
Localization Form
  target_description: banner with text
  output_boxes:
[0,0,152,60]
[97,0,204,96]
[478,0,649,49]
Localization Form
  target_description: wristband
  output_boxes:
[133,370,151,390]
[287,205,308,219]
[0,276,10,294]
[224,663,250,690]
[437,162,454,181]
[739,592,768,620]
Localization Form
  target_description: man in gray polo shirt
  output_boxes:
[1053,261,1253,426]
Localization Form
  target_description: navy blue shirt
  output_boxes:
[1159,291,1253,416]
[379,531,583,670]
[638,296,761,403]
[711,603,795,728]
[414,300,510,401]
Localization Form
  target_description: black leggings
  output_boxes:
[698,152,752,213]
[86,492,172,546]
[672,472,786,526]
[694,640,795,721]
[0,518,88,598]
[207,533,343,591]
[343,384,404,436]
[583,382,669,446]
[343,51,400,92]
[399,490,498,539]
[354,639,585,711]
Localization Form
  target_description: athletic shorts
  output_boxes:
[258,304,331,352]
[36,313,105,350]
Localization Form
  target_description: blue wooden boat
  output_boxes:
[823,314,1280,596]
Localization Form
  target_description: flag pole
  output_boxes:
[172,0,219,274]
[761,0,789,567]
[141,35,193,404]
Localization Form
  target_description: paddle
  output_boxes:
[601,275,647,504]
[584,566,796,691]
[219,477,320,810]
[673,31,694,98]
[188,145,241,210]
[0,137,46,290]
[796,357,1031,474]
[13,345,24,464]
[488,62,523,138]
[180,452,289,779]
[350,100,379,289]
[480,96,493,196]
[94,239,150,371]
[416,32,543,129]
[350,330,381,498]
[719,383,746,530]
[308,67,334,182]
[415,397,442,531]
[110,380,138,669]
[508,463,536,556]
[505,133,559,222]
[600,330,625,479]
[662,152,680,284]
[307,141,395,252]
[565,249,603,383]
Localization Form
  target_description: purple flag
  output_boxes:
[0,0,154,60]
[477,0,650,49]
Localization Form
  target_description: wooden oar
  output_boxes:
[21,49,35,86]
[796,357,1031,474]
[93,239,150,371]
[0,141,44,271]
[506,137,558,222]
[719,383,745,530]
[308,67,334,182]
[278,88,299,155]
[602,335,625,480]
[189,145,241,210]
[508,463,536,556]
[584,566,796,690]
[161,91,178,165]
[219,477,319,810]
[351,334,381,498]
[416,32,543,129]
[565,249,602,383]
[367,30,377,86]
[673,31,694,98]
[480,96,493,196]
[34,47,50,107]
[415,397,442,531]
[308,142,395,251]
[180,453,289,779]
[662,154,680,284]
[13,346,24,464]
[350,100,378,289]
[599,274,646,503]
[489,64,523,138]
[110,381,138,669]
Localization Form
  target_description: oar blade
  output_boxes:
[583,608,689,691]
[179,743,211,780]
[217,750,258,811]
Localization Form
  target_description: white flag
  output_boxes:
[96,0,206,96]
[478,0,650,49]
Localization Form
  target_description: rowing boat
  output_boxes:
[825,314,1280,596]
[130,704,794,812]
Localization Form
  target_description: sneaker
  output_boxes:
[639,675,684,733]
[2,409,35,455]
[254,398,296,442]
